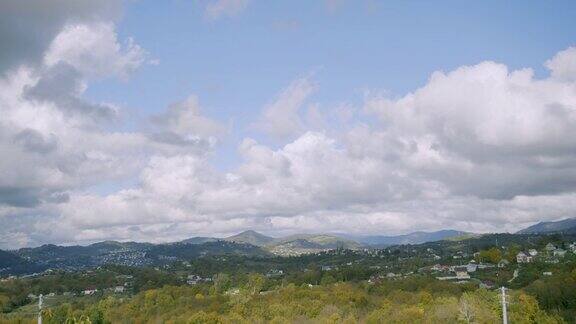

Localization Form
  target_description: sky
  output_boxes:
[1,0,576,248]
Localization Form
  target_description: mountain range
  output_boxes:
[516,217,576,234]
[0,229,471,275]
[180,230,362,256]
[4,219,574,276]
[347,230,473,247]
[225,230,275,246]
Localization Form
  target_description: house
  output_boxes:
[466,262,478,273]
[83,288,97,295]
[436,269,470,281]
[113,286,125,293]
[543,271,553,276]
[431,264,448,272]
[528,249,538,256]
[516,252,533,263]
[545,258,560,264]
[368,274,386,284]
[498,259,510,268]
[225,288,240,296]
[321,265,334,271]
[553,249,567,257]
[266,269,284,278]
[455,271,470,280]
[451,266,471,279]
[477,263,495,270]
[479,280,495,289]
[187,274,203,285]
[545,243,556,252]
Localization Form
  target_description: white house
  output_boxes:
[83,288,97,295]
[187,274,203,285]
[455,271,470,280]
[466,263,478,273]
[517,252,533,263]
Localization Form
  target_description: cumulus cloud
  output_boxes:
[48,47,576,246]
[256,77,317,139]
[2,2,576,248]
[0,0,122,72]
[0,3,160,247]
[151,95,225,141]
[44,23,147,79]
[365,60,576,199]
[205,0,250,20]
[546,46,576,81]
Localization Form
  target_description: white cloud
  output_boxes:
[51,46,576,247]
[2,3,576,250]
[0,0,123,72]
[256,77,317,139]
[365,59,576,199]
[546,46,576,81]
[44,22,147,79]
[151,95,225,139]
[205,0,250,20]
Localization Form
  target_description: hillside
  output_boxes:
[224,230,275,246]
[8,240,270,275]
[266,234,362,256]
[0,249,41,275]
[147,241,271,260]
[351,230,471,247]
[183,231,364,256]
[180,237,219,245]
[517,218,576,234]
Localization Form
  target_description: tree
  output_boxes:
[212,273,231,294]
[478,247,502,264]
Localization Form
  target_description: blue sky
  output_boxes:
[86,0,576,171]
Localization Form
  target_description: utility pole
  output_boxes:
[37,294,43,324]
[501,287,508,324]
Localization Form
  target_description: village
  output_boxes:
[4,235,576,311]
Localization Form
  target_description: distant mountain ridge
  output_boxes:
[185,230,466,255]
[224,230,275,246]
[0,228,492,275]
[5,239,270,276]
[348,230,472,247]
[180,237,219,245]
[265,234,362,256]
[517,218,576,234]
[208,230,362,256]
